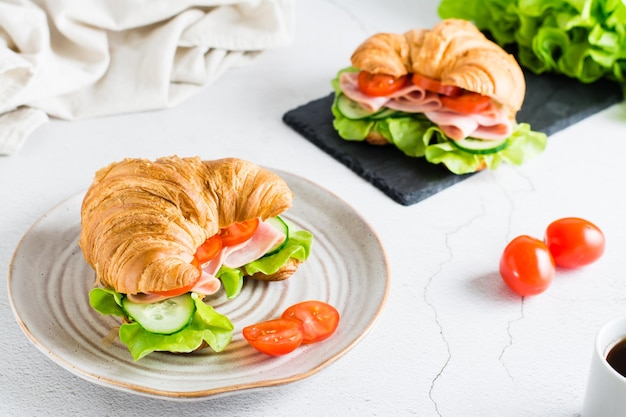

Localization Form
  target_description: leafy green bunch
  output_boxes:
[439,0,626,85]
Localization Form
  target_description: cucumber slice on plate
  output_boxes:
[122,294,196,334]
[336,94,379,120]
[452,137,509,155]
[264,216,289,256]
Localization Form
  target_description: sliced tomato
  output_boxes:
[281,301,340,344]
[440,91,491,114]
[151,273,201,297]
[219,218,260,247]
[242,319,304,356]
[357,71,407,97]
[411,73,460,96]
[195,234,223,263]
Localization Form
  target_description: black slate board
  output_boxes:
[283,69,623,206]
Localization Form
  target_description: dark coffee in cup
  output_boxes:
[607,338,626,378]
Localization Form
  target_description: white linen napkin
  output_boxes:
[0,0,295,155]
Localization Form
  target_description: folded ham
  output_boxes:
[338,71,513,141]
[126,218,286,304]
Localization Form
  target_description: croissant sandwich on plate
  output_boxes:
[80,156,313,360]
[331,18,548,175]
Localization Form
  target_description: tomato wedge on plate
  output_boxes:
[220,218,260,246]
[440,91,491,114]
[242,319,304,356]
[357,71,407,97]
[281,301,340,344]
[411,73,460,96]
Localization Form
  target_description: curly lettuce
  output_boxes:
[438,0,626,85]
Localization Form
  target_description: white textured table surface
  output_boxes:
[2,1,626,416]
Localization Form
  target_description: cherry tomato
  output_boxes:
[411,73,461,96]
[242,319,304,356]
[500,235,556,296]
[194,234,223,263]
[281,301,340,344]
[544,217,605,268]
[357,71,407,97]
[440,91,491,114]
[219,218,260,247]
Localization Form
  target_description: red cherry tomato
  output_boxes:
[440,91,491,114]
[544,217,605,268]
[500,235,556,296]
[281,301,340,344]
[242,319,304,356]
[411,73,461,96]
[357,71,407,97]
[220,218,260,247]
[194,234,223,264]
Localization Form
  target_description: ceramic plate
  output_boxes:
[8,171,389,401]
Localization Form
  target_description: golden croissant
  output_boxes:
[79,156,295,295]
[351,18,525,112]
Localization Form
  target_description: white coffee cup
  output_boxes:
[581,314,626,417]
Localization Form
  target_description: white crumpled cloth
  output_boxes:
[0,0,295,155]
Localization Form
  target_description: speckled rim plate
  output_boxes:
[8,171,389,401]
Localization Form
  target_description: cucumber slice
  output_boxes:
[369,108,398,119]
[336,94,379,120]
[122,294,196,335]
[264,216,289,256]
[452,137,509,155]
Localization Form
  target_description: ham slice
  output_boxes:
[126,270,221,303]
[385,92,442,113]
[125,219,286,303]
[339,72,389,112]
[339,71,442,113]
[338,71,514,141]
[424,109,513,141]
[222,221,286,268]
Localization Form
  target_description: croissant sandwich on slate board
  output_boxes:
[331,18,548,175]
[80,156,313,360]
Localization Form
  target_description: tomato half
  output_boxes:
[194,234,223,263]
[440,91,491,114]
[544,217,605,268]
[242,319,304,356]
[357,71,407,97]
[500,235,556,296]
[220,218,260,247]
[411,73,460,96]
[281,301,340,344]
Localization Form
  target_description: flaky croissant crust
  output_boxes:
[350,19,525,112]
[79,156,293,295]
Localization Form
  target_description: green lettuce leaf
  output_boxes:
[243,230,313,276]
[214,229,313,299]
[89,288,233,361]
[438,0,626,86]
[424,123,548,174]
[216,265,244,299]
